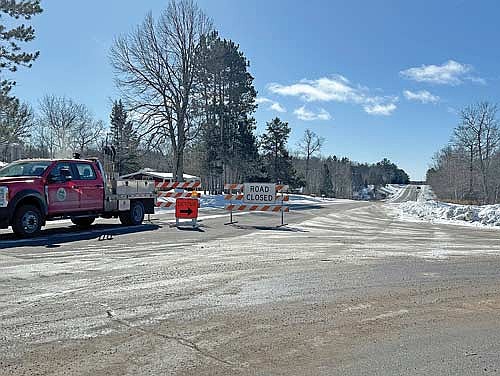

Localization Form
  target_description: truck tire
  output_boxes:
[71,217,95,228]
[119,201,145,226]
[12,205,42,238]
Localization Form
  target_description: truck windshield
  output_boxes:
[0,161,52,177]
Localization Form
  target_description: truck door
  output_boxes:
[73,162,104,211]
[47,162,80,214]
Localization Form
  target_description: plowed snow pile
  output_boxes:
[401,201,500,226]
[400,186,500,227]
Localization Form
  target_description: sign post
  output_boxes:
[175,197,199,228]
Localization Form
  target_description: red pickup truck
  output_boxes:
[0,158,156,237]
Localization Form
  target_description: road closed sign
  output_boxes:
[243,183,276,204]
[175,198,199,219]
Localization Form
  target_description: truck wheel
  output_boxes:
[71,217,95,229]
[12,205,42,238]
[119,201,145,226]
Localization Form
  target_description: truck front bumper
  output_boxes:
[0,207,9,229]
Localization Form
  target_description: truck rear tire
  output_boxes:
[12,205,42,238]
[119,201,145,226]
[71,217,95,228]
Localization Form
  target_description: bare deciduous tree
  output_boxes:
[71,116,105,155]
[35,95,104,157]
[456,102,500,203]
[110,0,212,181]
[297,129,324,192]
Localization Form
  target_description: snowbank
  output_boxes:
[0,161,7,168]
[416,185,436,202]
[400,189,500,227]
[379,184,401,196]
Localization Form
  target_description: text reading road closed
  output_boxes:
[243,183,276,203]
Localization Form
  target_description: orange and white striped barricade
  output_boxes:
[154,181,201,227]
[224,183,289,226]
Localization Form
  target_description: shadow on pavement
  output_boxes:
[289,204,323,210]
[0,223,161,249]
[228,223,307,232]
[175,226,205,233]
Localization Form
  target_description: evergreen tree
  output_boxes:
[110,100,139,175]
[0,98,32,142]
[0,0,43,104]
[320,162,333,196]
[260,117,297,184]
[0,98,33,161]
[196,31,259,189]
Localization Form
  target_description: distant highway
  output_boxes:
[388,184,420,203]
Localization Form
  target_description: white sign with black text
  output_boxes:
[243,183,276,204]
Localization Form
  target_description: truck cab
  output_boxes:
[0,158,155,237]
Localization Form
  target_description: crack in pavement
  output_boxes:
[100,304,242,369]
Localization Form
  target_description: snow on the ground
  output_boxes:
[383,184,407,202]
[156,193,347,213]
[416,185,436,202]
[379,184,401,196]
[0,161,7,168]
[399,186,500,227]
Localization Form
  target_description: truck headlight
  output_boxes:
[0,186,8,208]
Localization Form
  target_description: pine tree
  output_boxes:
[0,0,43,104]
[110,100,139,175]
[320,162,333,197]
[260,117,297,184]
[196,31,259,188]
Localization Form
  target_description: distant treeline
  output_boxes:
[427,102,500,205]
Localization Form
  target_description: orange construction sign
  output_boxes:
[175,198,199,219]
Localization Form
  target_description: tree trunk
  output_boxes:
[469,147,474,200]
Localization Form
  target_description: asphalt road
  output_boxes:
[1,195,500,375]
[387,184,420,203]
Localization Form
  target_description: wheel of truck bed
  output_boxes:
[71,217,95,228]
[119,201,145,226]
[12,205,42,238]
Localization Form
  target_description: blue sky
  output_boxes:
[11,0,500,180]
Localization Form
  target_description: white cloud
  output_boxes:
[270,102,286,113]
[255,97,272,104]
[317,108,332,120]
[400,60,484,85]
[293,106,332,121]
[256,97,286,113]
[467,76,487,85]
[269,75,364,103]
[403,90,440,104]
[268,75,397,116]
[363,102,397,116]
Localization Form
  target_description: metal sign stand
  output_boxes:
[226,190,237,225]
[174,217,198,229]
[280,205,287,227]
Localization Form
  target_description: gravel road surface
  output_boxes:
[1,195,500,375]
